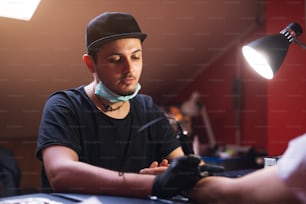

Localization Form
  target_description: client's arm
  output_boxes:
[189,166,301,204]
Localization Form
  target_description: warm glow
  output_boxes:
[0,0,40,21]
[242,46,274,79]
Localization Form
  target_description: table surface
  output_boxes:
[0,193,192,204]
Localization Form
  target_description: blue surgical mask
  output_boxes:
[95,82,141,103]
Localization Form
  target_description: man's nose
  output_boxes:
[123,59,134,73]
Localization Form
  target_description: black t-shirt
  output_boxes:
[36,86,180,191]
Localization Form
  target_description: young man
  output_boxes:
[36,12,201,198]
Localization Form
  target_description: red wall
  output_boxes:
[172,35,268,151]
[173,0,306,156]
[266,0,306,155]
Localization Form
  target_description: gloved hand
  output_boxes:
[151,155,202,199]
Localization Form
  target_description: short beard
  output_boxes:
[120,89,135,96]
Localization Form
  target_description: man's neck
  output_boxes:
[85,82,130,119]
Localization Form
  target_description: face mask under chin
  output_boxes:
[94,82,141,103]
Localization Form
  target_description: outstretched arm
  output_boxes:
[189,166,301,204]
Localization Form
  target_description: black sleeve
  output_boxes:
[36,92,82,160]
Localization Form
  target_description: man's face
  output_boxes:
[94,38,143,96]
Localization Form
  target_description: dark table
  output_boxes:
[0,193,191,204]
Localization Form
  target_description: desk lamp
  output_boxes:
[242,22,305,79]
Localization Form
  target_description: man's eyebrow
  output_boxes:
[133,49,142,53]
[109,49,142,56]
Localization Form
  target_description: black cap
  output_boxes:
[86,12,147,52]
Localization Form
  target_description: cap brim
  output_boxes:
[87,33,147,52]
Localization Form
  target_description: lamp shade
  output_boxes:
[242,22,303,79]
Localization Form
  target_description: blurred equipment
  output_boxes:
[181,92,216,148]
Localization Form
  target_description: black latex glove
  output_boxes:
[151,155,202,199]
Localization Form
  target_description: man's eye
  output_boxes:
[132,54,141,60]
[109,57,121,64]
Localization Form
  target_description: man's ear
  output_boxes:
[82,54,95,73]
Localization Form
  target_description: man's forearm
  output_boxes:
[48,160,155,198]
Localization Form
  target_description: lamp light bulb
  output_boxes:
[242,46,274,79]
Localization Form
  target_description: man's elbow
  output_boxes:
[48,171,68,192]
[46,166,76,192]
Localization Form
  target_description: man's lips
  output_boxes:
[121,77,136,84]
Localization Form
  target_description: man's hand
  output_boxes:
[151,155,202,199]
[139,159,169,175]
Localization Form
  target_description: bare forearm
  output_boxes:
[190,167,301,204]
[48,161,155,198]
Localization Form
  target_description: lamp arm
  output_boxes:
[294,37,306,49]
